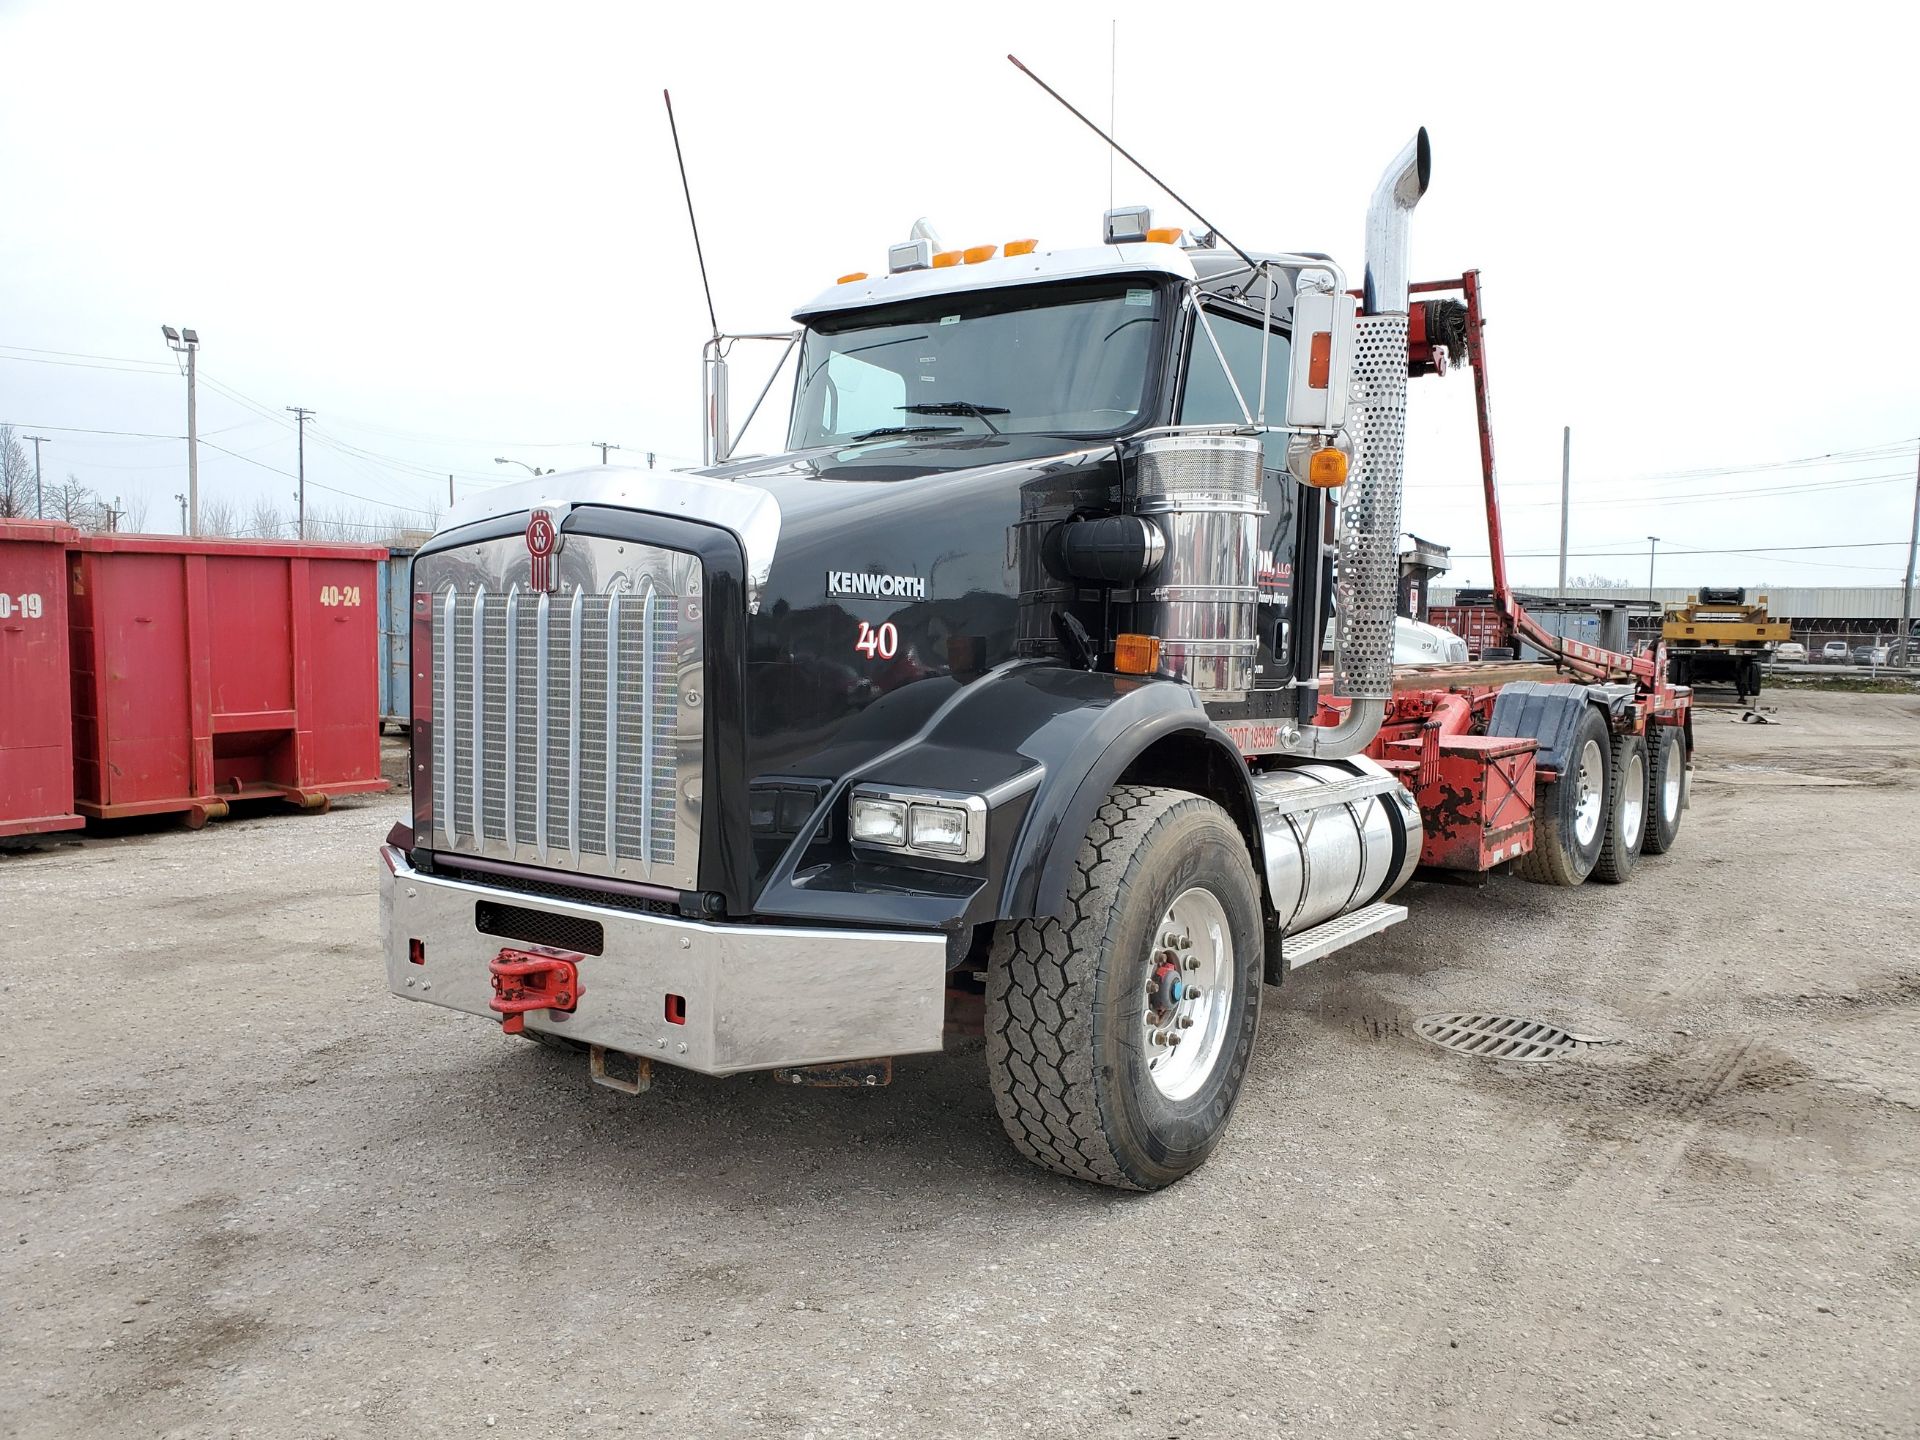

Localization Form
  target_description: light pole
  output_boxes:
[593,441,621,465]
[286,406,315,539]
[161,326,200,534]
[1647,535,1661,603]
[494,457,548,477]
[174,492,188,535]
[24,434,49,518]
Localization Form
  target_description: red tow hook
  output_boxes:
[488,947,584,1034]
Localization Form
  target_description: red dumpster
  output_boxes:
[67,535,390,827]
[0,520,84,838]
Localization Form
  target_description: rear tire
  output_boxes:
[1593,733,1647,884]
[1513,705,1611,887]
[984,785,1264,1191]
[1643,726,1685,855]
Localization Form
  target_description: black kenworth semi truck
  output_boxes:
[381,131,1600,1189]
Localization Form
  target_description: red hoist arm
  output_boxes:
[1408,271,1661,688]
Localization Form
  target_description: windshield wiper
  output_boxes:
[899,401,1007,435]
[845,424,964,443]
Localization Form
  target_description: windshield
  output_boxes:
[788,279,1166,450]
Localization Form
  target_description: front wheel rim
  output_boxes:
[1142,887,1233,1102]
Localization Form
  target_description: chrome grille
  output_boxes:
[418,530,702,890]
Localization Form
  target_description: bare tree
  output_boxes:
[198,494,241,538]
[1566,572,1633,590]
[46,473,112,531]
[0,425,33,518]
[120,492,151,533]
[246,497,289,538]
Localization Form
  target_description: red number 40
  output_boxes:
[854,621,899,660]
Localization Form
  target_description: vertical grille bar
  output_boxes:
[535,591,550,860]
[470,587,486,843]
[568,589,583,866]
[641,586,657,872]
[604,590,620,861]
[504,587,519,850]
[439,586,457,846]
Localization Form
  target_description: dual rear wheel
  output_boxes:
[1515,705,1685,886]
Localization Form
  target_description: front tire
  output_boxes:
[984,785,1264,1191]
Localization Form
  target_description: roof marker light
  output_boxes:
[932,250,964,269]
[962,244,997,265]
[837,272,869,285]
[1145,227,1184,245]
[1004,238,1038,256]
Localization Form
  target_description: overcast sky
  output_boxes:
[2,0,1915,590]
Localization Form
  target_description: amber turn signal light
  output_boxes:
[1306,447,1349,488]
[1113,633,1162,675]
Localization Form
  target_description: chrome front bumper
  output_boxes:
[379,847,948,1075]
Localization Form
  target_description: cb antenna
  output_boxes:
[664,89,720,342]
[1008,53,1255,271]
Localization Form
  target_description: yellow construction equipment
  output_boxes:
[1662,588,1789,699]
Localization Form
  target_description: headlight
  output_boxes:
[848,786,987,863]
[849,797,907,846]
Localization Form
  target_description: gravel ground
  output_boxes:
[2,690,1915,1439]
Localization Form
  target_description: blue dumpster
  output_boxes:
[377,547,415,731]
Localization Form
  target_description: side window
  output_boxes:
[822,350,907,438]
[1179,311,1291,472]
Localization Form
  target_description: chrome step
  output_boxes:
[1280,901,1407,971]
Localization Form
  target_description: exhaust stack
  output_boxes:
[1280,129,1430,760]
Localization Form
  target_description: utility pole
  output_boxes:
[175,492,188,535]
[286,406,315,539]
[1898,446,1919,667]
[161,327,201,534]
[1647,535,1660,604]
[24,434,49,518]
[448,473,454,509]
[1557,426,1571,596]
[646,451,657,470]
[593,441,620,464]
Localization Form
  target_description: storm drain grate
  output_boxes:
[1414,1013,1582,1063]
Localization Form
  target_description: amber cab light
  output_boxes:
[931,250,964,268]
[1113,633,1162,675]
[1004,238,1038,256]
[836,272,868,285]
[1306,448,1349,488]
[1144,227,1184,245]
[962,244,998,264]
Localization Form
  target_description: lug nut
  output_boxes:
[1178,1016,1195,1030]
[1169,1033,1182,1046]
[1184,957,1201,972]
[1186,986,1203,1001]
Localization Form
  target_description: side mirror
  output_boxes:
[1285,274,1356,433]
